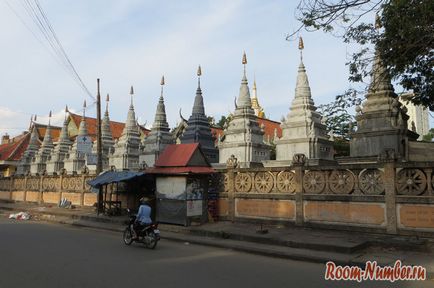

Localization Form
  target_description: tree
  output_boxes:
[216,115,233,128]
[318,89,362,140]
[207,116,215,126]
[292,0,434,110]
[422,128,434,142]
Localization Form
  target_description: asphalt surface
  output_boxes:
[0,218,431,288]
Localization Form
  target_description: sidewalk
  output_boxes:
[1,200,433,278]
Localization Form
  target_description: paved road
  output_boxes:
[0,218,431,288]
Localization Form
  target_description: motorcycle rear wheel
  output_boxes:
[144,232,158,249]
[123,227,134,246]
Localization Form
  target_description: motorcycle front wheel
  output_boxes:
[144,232,158,249]
[123,227,134,246]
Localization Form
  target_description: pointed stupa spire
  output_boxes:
[124,86,138,134]
[78,101,88,136]
[160,76,165,98]
[294,37,314,103]
[27,122,40,151]
[251,77,264,118]
[197,65,202,88]
[105,93,110,115]
[130,86,134,107]
[237,51,253,108]
[102,93,113,141]
[368,16,393,94]
[48,110,52,126]
[41,111,53,149]
[58,113,69,143]
[64,105,69,121]
[192,66,205,116]
[152,76,169,130]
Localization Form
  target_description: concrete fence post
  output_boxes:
[9,176,14,201]
[293,154,306,226]
[80,175,86,206]
[38,174,44,204]
[380,149,398,234]
[226,155,238,222]
[23,176,27,202]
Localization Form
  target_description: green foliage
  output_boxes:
[293,0,434,110]
[422,128,434,142]
[318,89,361,140]
[216,115,233,128]
[207,116,215,126]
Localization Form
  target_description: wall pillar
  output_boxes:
[383,160,397,234]
[38,175,44,204]
[293,154,306,226]
[225,155,238,222]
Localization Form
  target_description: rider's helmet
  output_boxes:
[139,196,151,205]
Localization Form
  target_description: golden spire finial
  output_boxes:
[298,36,304,61]
[242,51,247,76]
[298,37,304,50]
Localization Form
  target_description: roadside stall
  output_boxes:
[87,170,153,215]
[146,143,214,226]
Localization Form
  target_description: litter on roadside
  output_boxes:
[59,198,72,208]
[8,212,31,220]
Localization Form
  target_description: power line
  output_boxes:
[4,0,95,101]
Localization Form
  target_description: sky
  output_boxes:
[0,0,428,136]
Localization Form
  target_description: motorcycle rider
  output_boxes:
[132,197,152,240]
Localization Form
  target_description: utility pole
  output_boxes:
[96,78,103,215]
[96,78,103,175]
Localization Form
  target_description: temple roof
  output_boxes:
[0,133,31,161]
[69,112,149,140]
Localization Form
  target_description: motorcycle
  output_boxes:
[123,209,160,249]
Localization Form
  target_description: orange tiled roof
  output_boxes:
[34,123,62,142]
[210,118,282,140]
[0,133,31,161]
[257,118,282,139]
[69,113,150,140]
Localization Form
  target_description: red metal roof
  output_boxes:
[148,143,214,175]
[154,143,204,167]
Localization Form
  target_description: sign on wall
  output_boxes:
[156,177,186,199]
[77,136,93,154]
[187,200,202,216]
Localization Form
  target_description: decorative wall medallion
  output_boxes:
[303,171,326,194]
[234,173,252,193]
[329,170,355,194]
[396,169,427,195]
[359,169,385,195]
[276,171,296,193]
[254,172,274,193]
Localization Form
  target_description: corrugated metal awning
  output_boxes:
[87,170,146,189]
